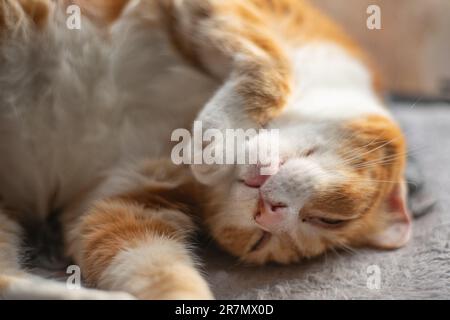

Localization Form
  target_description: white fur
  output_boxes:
[2,274,134,300]
[284,42,390,121]
[0,4,216,219]
[195,42,391,136]
[98,237,212,299]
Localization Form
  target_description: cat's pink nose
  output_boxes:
[254,198,288,231]
[244,174,270,188]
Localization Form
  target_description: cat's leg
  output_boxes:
[65,161,213,300]
[0,208,134,299]
[157,0,293,183]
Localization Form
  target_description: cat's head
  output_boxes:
[198,115,410,264]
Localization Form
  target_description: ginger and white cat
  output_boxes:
[0,0,410,299]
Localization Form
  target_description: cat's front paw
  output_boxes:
[191,162,233,186]
[190,134,235,186]
[130,264,215,300]
[189,95,259,185]
[189,118,279,186]
[189,107,235,185]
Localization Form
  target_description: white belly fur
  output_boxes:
[0,10,216,217]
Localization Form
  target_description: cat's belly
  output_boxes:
[0,12,216,218]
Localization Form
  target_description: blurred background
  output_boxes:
[313,0,450,100]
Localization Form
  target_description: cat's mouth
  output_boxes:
[249,231,272,253]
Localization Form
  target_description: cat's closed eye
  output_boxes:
[303,148,317,157]
[303,216,347,228]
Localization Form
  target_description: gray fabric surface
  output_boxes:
[204,101,450,300]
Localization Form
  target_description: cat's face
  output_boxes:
[202,115,411,264]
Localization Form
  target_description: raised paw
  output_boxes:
[189,87,262,185]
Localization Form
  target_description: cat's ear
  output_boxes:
[367,180,411,249]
